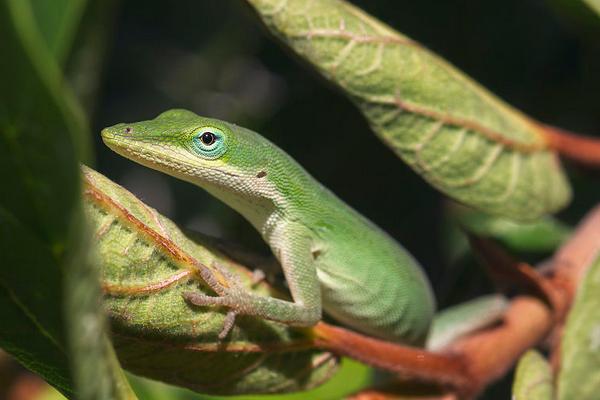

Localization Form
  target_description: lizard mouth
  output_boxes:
[101,130,241,180]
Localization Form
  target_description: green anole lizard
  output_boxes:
[102,109,505,347]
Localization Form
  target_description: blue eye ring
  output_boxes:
[192,127,226,159]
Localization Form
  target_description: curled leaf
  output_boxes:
[449,203,571,253]
[245,0,571,221]
[512,350,553,400]
[557,254,600,400]
[82,166,339,395]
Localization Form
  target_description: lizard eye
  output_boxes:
[193,127,226,159]
[200,131,216,146]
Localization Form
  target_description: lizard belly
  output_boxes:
[315,249,434,346]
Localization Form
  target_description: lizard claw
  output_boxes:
[219,310,237,339]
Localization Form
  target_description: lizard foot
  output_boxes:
[183,292,237,339]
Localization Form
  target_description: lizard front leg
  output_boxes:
[184,225,322,337]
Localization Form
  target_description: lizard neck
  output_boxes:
[198,177,285,243]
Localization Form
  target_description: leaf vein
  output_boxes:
[362,93,545,153]
[417,128,466,173]
[441,143,503,188]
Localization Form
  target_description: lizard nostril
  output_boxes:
[124,127,132,134]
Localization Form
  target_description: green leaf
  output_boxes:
[0,209,72,394]
[512,350,553,400]
[83,167,340,395]
[426,294,508,352]
[0,0,85,394]
[245,0,571,221]
[449,204,571,253]
[0,0,90,247]
[127,358,371,400]
[0,1,135,398]
[584,0,600,16]
[557,255,600,400]
[30,0,88,65]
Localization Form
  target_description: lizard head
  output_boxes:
[101,109,284,210]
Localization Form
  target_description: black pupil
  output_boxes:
[200,131,216,145]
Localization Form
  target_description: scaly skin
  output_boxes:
[101,109,435,345]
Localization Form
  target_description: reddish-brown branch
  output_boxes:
[468,236,565,314]
[348,383,456,400]
[313,294,553,398]
[549,204,600,301]
[313,322,469,390]
[540,124,600,167]
[448,296,553,393]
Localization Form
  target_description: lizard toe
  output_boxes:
[183,291,228,307]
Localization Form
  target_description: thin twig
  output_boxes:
[313,322,469,390]
[541,124,600,168]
